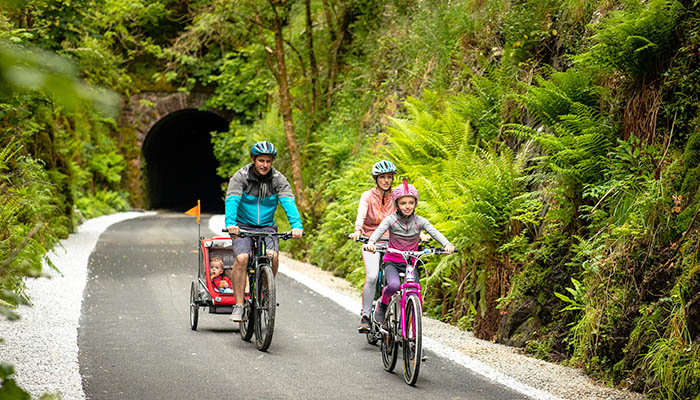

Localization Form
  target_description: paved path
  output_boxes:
[78,213,528,399]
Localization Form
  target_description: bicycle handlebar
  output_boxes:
[221,229,297,240]
[348,236,434,245]
[377,246,459,256]
[348,236,388,244]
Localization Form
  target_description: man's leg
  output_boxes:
[232,253,249,306]
[230,250,249,322]
[269,251,279,276]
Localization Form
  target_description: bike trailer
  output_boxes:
[199,237,238,310]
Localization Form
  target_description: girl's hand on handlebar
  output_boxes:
[364,241,376,253]
[445,244,455,254]
[291,228,304,239]
[349,230,361,241]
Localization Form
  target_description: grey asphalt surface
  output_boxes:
[78,213,530,400]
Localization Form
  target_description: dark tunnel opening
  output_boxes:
[142,109,229,213]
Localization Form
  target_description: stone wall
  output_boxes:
[118,91,229,208]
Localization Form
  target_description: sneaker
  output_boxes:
[374,302,387,324]
[358,316,371,333]
[230,305,245,322]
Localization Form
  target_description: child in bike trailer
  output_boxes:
[349,160,397,332]
[365,179,455,324]
[210,257,233,293]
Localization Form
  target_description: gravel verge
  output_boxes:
[0,212,153,400]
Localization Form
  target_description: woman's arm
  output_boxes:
[354,191,371,233]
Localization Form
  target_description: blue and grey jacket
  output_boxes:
[225,164,303,230]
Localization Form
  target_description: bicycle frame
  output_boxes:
[223,229,292,351]
[386,251,425,339]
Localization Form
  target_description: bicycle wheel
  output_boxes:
[381,301,398,371]
[239,300,254,341]
[403,293,422,385]
[254,264,276,351]
[366,302,379,345]
[189,281,199,331]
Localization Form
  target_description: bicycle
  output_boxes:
[349,236,388,345]
[223,229,292,352]
[370,244,456,386]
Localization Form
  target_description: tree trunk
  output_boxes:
[325,3,351,109]
[304,0,320,116]
[267,1,309,213]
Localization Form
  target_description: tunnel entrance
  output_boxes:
[142,109,229,213]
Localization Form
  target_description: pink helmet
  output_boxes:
[392,178,419,203]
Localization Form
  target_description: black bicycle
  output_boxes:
[224,229,292,351]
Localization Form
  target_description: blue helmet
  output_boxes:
[250,141,277,158]
[371,160,397,177]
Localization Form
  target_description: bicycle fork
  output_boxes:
[400,283,421,337]
[378,282,422,338]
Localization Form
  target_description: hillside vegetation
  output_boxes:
[2,0,700,398]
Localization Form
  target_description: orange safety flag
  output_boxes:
[184,200,201,224]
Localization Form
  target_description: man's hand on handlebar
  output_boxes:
[227,225,240,237]
[291,228,304,239]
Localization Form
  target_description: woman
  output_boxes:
[349,160,397,332]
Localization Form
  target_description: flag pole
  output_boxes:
[184,200,202,238]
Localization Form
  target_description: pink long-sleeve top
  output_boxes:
[354,187,395,238]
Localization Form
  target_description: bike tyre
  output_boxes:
[254,264,276,351]
[403,293,422,386]
[189,281,199,331]
[381,301,398,372]
[366,305,379,345]
[239,300,254,342]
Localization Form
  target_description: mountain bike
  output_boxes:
[349,236,388,345]
[224,229,292,352]
[372,245,456,386]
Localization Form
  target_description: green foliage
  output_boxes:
[554,278,585,312]
[0,362,30,400]
[642,282,700,399]
[207,45,275,122]
[0,138,59,318]
[575,0,684,80]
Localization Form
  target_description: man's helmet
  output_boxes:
[250,141,277,158]
[392,178,419,203]
[371,160,397,177]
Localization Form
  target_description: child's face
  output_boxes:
[397,196,416,216]
[211,263,223,277]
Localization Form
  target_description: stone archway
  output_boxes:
[120,92,231,211]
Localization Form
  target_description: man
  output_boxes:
[225,141,303,322]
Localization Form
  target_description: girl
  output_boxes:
[349,160,397,332]
[365,179,455,323]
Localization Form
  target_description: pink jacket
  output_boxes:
[354,187,395,238]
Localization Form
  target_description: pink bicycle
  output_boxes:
[373,245,456,385]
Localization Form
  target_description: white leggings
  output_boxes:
[361,250,381,317]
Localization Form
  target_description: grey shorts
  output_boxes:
[232,224,279,257]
